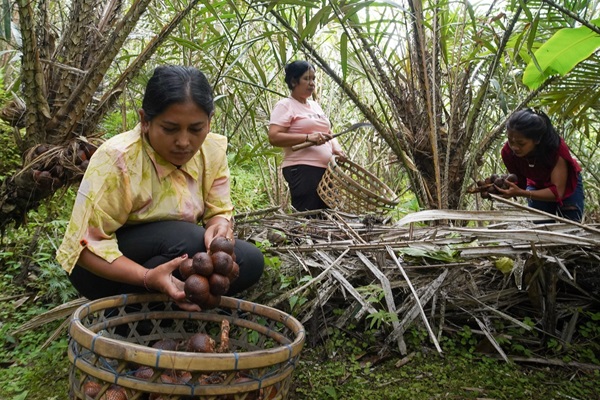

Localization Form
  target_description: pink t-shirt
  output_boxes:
[269,97,342,168]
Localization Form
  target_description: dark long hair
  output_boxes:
[141,65,214,121]
[284,60,314,90]
[506,108,561,167]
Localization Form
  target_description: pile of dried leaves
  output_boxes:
[237,198,600,365]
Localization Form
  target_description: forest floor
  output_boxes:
[2,208,600,400]
[1,329,599,400]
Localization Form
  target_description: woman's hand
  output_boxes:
[204,216,234,248]
[77,249,200,311]
[333,148,347,160]
[308,132,333,145]
[496,180,527,199]
[144,255,201,312]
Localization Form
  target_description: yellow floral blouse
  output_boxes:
[57,124,233,274]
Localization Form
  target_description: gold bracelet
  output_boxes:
[143,269,151,291]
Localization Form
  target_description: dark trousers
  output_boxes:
[282,164,328,212]
[68,220,264,300]
[528,174,585,222]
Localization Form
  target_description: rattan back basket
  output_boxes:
[317,156,399,215]
[68,293,305,400]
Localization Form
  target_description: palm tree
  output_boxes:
[261,0,600,210]
[0,0,200,230]
[1,0,598,231]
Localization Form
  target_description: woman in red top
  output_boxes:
[498,108,584,222]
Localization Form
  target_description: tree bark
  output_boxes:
[0,0,201,230]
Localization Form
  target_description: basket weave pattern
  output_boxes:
[68,293,305,400]
[317,156,399,215]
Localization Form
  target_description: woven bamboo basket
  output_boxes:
[317,156,399,215]
[68,293,305,400]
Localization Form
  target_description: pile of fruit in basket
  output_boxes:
[77,238,281,399]
[81,318,276,399]
[469,173,518,199]
[179,237,239,310]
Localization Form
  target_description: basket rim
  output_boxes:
[69,293,305,372]
[325,155,399,207]
[324,167,397,209]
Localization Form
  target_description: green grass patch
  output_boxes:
[290,331,600,400]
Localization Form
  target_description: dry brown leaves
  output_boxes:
[236,203,600,358]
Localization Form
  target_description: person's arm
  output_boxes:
[330,138,346,158]
[77,248,200,311]
[77,248,145,285]
[547,155,568,199]
[498,157,568,202]
[268,124,330,147]
[500,143,526,189]
[201,134,234,246]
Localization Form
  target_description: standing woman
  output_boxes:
[57,66,264,310]
[497,108,584,222]
[268,60,345,212]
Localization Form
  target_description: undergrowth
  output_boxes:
[290,325,600,400]
[1,206,599,399]
[0,128,599,399]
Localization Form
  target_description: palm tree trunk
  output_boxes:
[0,0,200,230]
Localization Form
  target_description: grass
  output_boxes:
[0,337,70,400]
[291,345,600,400]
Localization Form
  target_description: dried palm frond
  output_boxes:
[238,205,600,357]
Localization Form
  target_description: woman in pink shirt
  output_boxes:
[497,108,584,222]
[268,60,345,213]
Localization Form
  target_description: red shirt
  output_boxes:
[501,138,581,205]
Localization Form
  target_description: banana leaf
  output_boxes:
[523,19,600,89]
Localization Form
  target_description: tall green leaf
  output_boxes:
[2,0,10,40]
[300,5,331,40]
[340,32,347,80]
[523,19,600,89]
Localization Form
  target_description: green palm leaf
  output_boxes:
[523,19,600,89]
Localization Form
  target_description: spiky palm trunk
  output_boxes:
[0,0,200,230]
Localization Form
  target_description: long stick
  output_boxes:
[386,246,443,355]
[489,194,600,236]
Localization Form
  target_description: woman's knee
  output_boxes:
[117,220,206,260]
[172,222,207,254]
[147,221,206,255]
[228,240,264,294]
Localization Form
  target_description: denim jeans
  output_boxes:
[527,173,584,222]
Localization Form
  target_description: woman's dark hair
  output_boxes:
[141,65,214,121]
[284,60,314,90]
[506,108,560,166]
